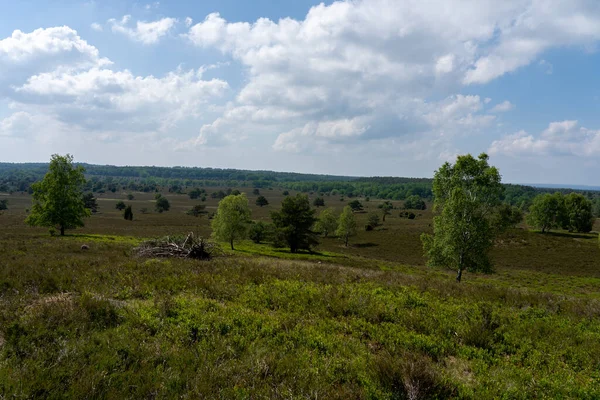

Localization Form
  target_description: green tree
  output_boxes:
[26,154,90,236]
[188,188,203,200]
[367,212,380,228]
[403,195,426,210]
[421,153,503,282]
[256,195,269,207]
[155,196,170,213]
[0,199,7,210]
[315,208,337,237]
[115,200,126,211]
[123,205,133,221]
[187,204,208,217]
[249,221,267,243]
[492,203,523,230]
[564,193,594,233]
[378,201,393,221]
[527,193,565,233]
[313,197,325,207]
[211,193,252,250]
[336,205,357,247]
[271,194,318,253]
[83,193,98,213]
[348,200,363,212]
[127,193,135,201]
[252,188,260,196]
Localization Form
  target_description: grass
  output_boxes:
[1,190,600,398]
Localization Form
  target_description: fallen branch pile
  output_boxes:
[134,233,220,260]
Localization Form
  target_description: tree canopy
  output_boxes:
[315,208,337,237]
[25,154,90,236]
[255,195,269,207]
[271,194,318,253]
[336,206,357,247]
[421,153,503,282]
[526,193,566,233]
[211,193,252,250]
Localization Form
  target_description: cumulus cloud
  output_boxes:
[90,22,103,32]
[109,15,177,44]
[490,101,515,113]
[489,120,600,157]
[183,0,600,155]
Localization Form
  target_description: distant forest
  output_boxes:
[1,162,599,209]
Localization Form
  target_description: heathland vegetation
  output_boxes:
[1,154,600,398]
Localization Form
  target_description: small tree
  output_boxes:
[256,195,269,207]
[155,196,170,213]
[83,193,98,213]
[187,204,208,217]
[123,205,133,221]
[211,193,252,250]
[315,208,337,237]
[26,154,90,236]
[378,201,393,221]
[313,197,325,207]
[367,212,380,229]
[127,193,135,201]
[271,194,318,253]
[252,188,260,196]
[249,221,267,243]
[336,205,357,247]
[282,190,289,196]
[0,199,8,210]
[564,193,594,233]
[348,200,363,212]
[527,193,565,233]
[188,188,203,200]
[421,153,503,282]
[115,201,126,211]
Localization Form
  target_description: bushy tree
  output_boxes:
[421,153,503,282]
[527,193,565,233]
[315,208,337,237]
[83,193,98,213]
[378,201,393,221]
[127,193,135,201]
[403,195,426,210]
[155,196,170,213]
[187,204,208,217]
[367,212,380,229]
[348,200,363,212]
[249,221,267,243]
[313,197,325,207]
[0,199,8,210]
[271,194,318,253]
[336,205,357,247]
[564,193,594,233]
[115,201,126,211]
[256,195,269,207]
[188,188,203,200]
[123,205,133,221]
[252,188,260,196]
[26,154,90,236]
[211,193,252,250]
[492,203,524,230]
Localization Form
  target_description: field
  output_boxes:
[1,189,600,398]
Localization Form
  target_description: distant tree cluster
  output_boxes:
[403,195,426,210]
[527,192,594,233]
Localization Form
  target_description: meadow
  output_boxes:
[1,189,600,398]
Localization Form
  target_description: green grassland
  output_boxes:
[1,189,600,398]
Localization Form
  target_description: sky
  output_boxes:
[2,0,600,185]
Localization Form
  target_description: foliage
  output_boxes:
[403,195,426,210]
[421,153,503,282]
[255,195,269,207]
[25,154,90,236]
[211,194,252,250]
[399,211,416,219]
[282,190,289,196]
[527,193,566,233]
[115,200,126,211]
[82,193,98,213]
[348,200,363,212]
[123,205,133,221]
[492,203,523,231]
[127,193,135,201]
[188,188,204,200]
[367,212,380,229]
[315,208,338,237]
[378,201,393,221]
[252,188,260,195]
[155,196,170,213]
[313,197,325,207]
[187,204,208,217]
[271,194,318,253]
[248,221,268,244]
[336,205,357,247]
[563,193,594,233]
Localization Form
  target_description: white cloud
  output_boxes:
[90,22,103,32]
[490,100,515,113]
[489,120,600,157]
[109,15,177,44]
[185,17,193,28]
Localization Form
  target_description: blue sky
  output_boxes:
[2,0,600,185]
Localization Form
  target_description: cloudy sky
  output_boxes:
[2,0,600,184]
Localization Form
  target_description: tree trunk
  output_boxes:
[344,233,349,247]
[230,239,234,250]
[456,268,463,283]
[60,226,65,236]
[383,214,386,222]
